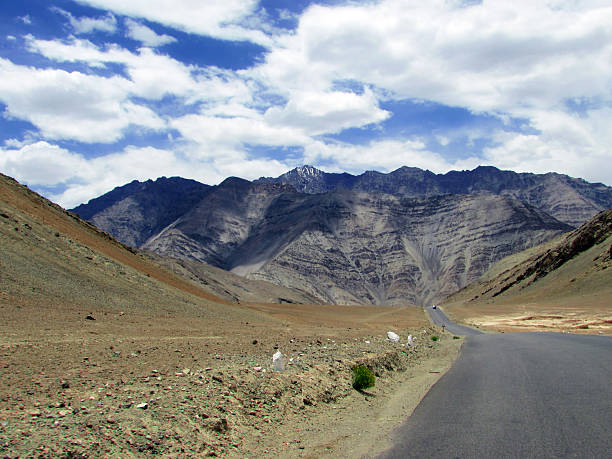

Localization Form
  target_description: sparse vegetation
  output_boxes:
[453,336,461,339]
[431,335,439,341]
[352,365,375,391]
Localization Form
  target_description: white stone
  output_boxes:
[387,331,400,342]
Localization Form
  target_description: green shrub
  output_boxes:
[352,365,375,391]
[431,335,439,341]
[453,336,461,340]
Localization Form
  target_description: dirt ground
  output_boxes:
[444,299,612,335]
[0,295,461,458]
[0,174,464,457]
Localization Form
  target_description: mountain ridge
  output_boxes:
[71,165,611,305]
[258,165,612,228]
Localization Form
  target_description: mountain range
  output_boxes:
[71,166,612,306]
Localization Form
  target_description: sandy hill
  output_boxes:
[0,173,451,458]
[443,208,612,334]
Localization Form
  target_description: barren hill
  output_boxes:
[144,182,569,306]
[259,165,612,228]
[443,208,612,334]
[72,167,587,306]
[1,173,455,458]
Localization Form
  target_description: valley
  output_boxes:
[2,165,611,457]
[73,165,607,306]
[0,172,460,458]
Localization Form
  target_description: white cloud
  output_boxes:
[0,141,90,186]
[53,8,117,34]
[18,15,32,25]
[171,113,310,156]
[303,139,481,176]
[483,108,612,185]
[26,36,252,103]
[0,58,165,143]
[73,0,272,45]
[0,140,296,208]
[256,0,612,115]
[264,87,390,135]
[124,18,176,47]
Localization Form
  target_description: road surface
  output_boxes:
[428,307,483,336]
[379,310,612,458]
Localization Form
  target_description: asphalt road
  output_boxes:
[379,312,612,458]
[428,307,483,336]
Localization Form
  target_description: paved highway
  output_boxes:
[428,307,483,336]
[379,309,612,458]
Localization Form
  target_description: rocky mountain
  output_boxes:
[72,176,212,248]
[140,180,570,306]
[258,165,612,228]
[447,207,612,304]
[0,172,317,309]
[71,165,612,306]
[441,208,612,334]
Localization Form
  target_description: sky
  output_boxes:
[1,0,612,208]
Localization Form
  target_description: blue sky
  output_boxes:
[1,0,612,208]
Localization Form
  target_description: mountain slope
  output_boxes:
[71,176,212,247]
[70,165,610,306]
[0,173,317,317]
[443,208,612,333]
[143,179,570,306]
[259,165,612,227]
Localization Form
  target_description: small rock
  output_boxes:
[61,381,70,389]
[85,315,96,321]
[57,409,72,417]
[252,340,258,345]
[27,409,42,417]
[135,403,148,410]
[208,418,230,432]
[387,331,400,342]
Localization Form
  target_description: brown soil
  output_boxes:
[0,174,461,457]
[443,207,612,335]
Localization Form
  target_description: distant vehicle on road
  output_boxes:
[432,305,437,309]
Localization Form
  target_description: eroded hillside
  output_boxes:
[443,208,612,334]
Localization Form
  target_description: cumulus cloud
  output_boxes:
[0,58,165,143]
[26,36,252,103]
[171,113,310,157]
[303,139,481,176]
[483,108,612,185]
[124,18,176,47]
[52,7,117,34]
[257,0,612,114]
[264,87,390,135]
[72,0,272,45]
[0,141,90,186]
[0,140,296,208]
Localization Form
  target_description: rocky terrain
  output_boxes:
[142,181,570,306]
[72,177,212,248]
[0,172,461,457]
[443,208,612,334]
[259,165,612,228]
[71,166,591,306]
